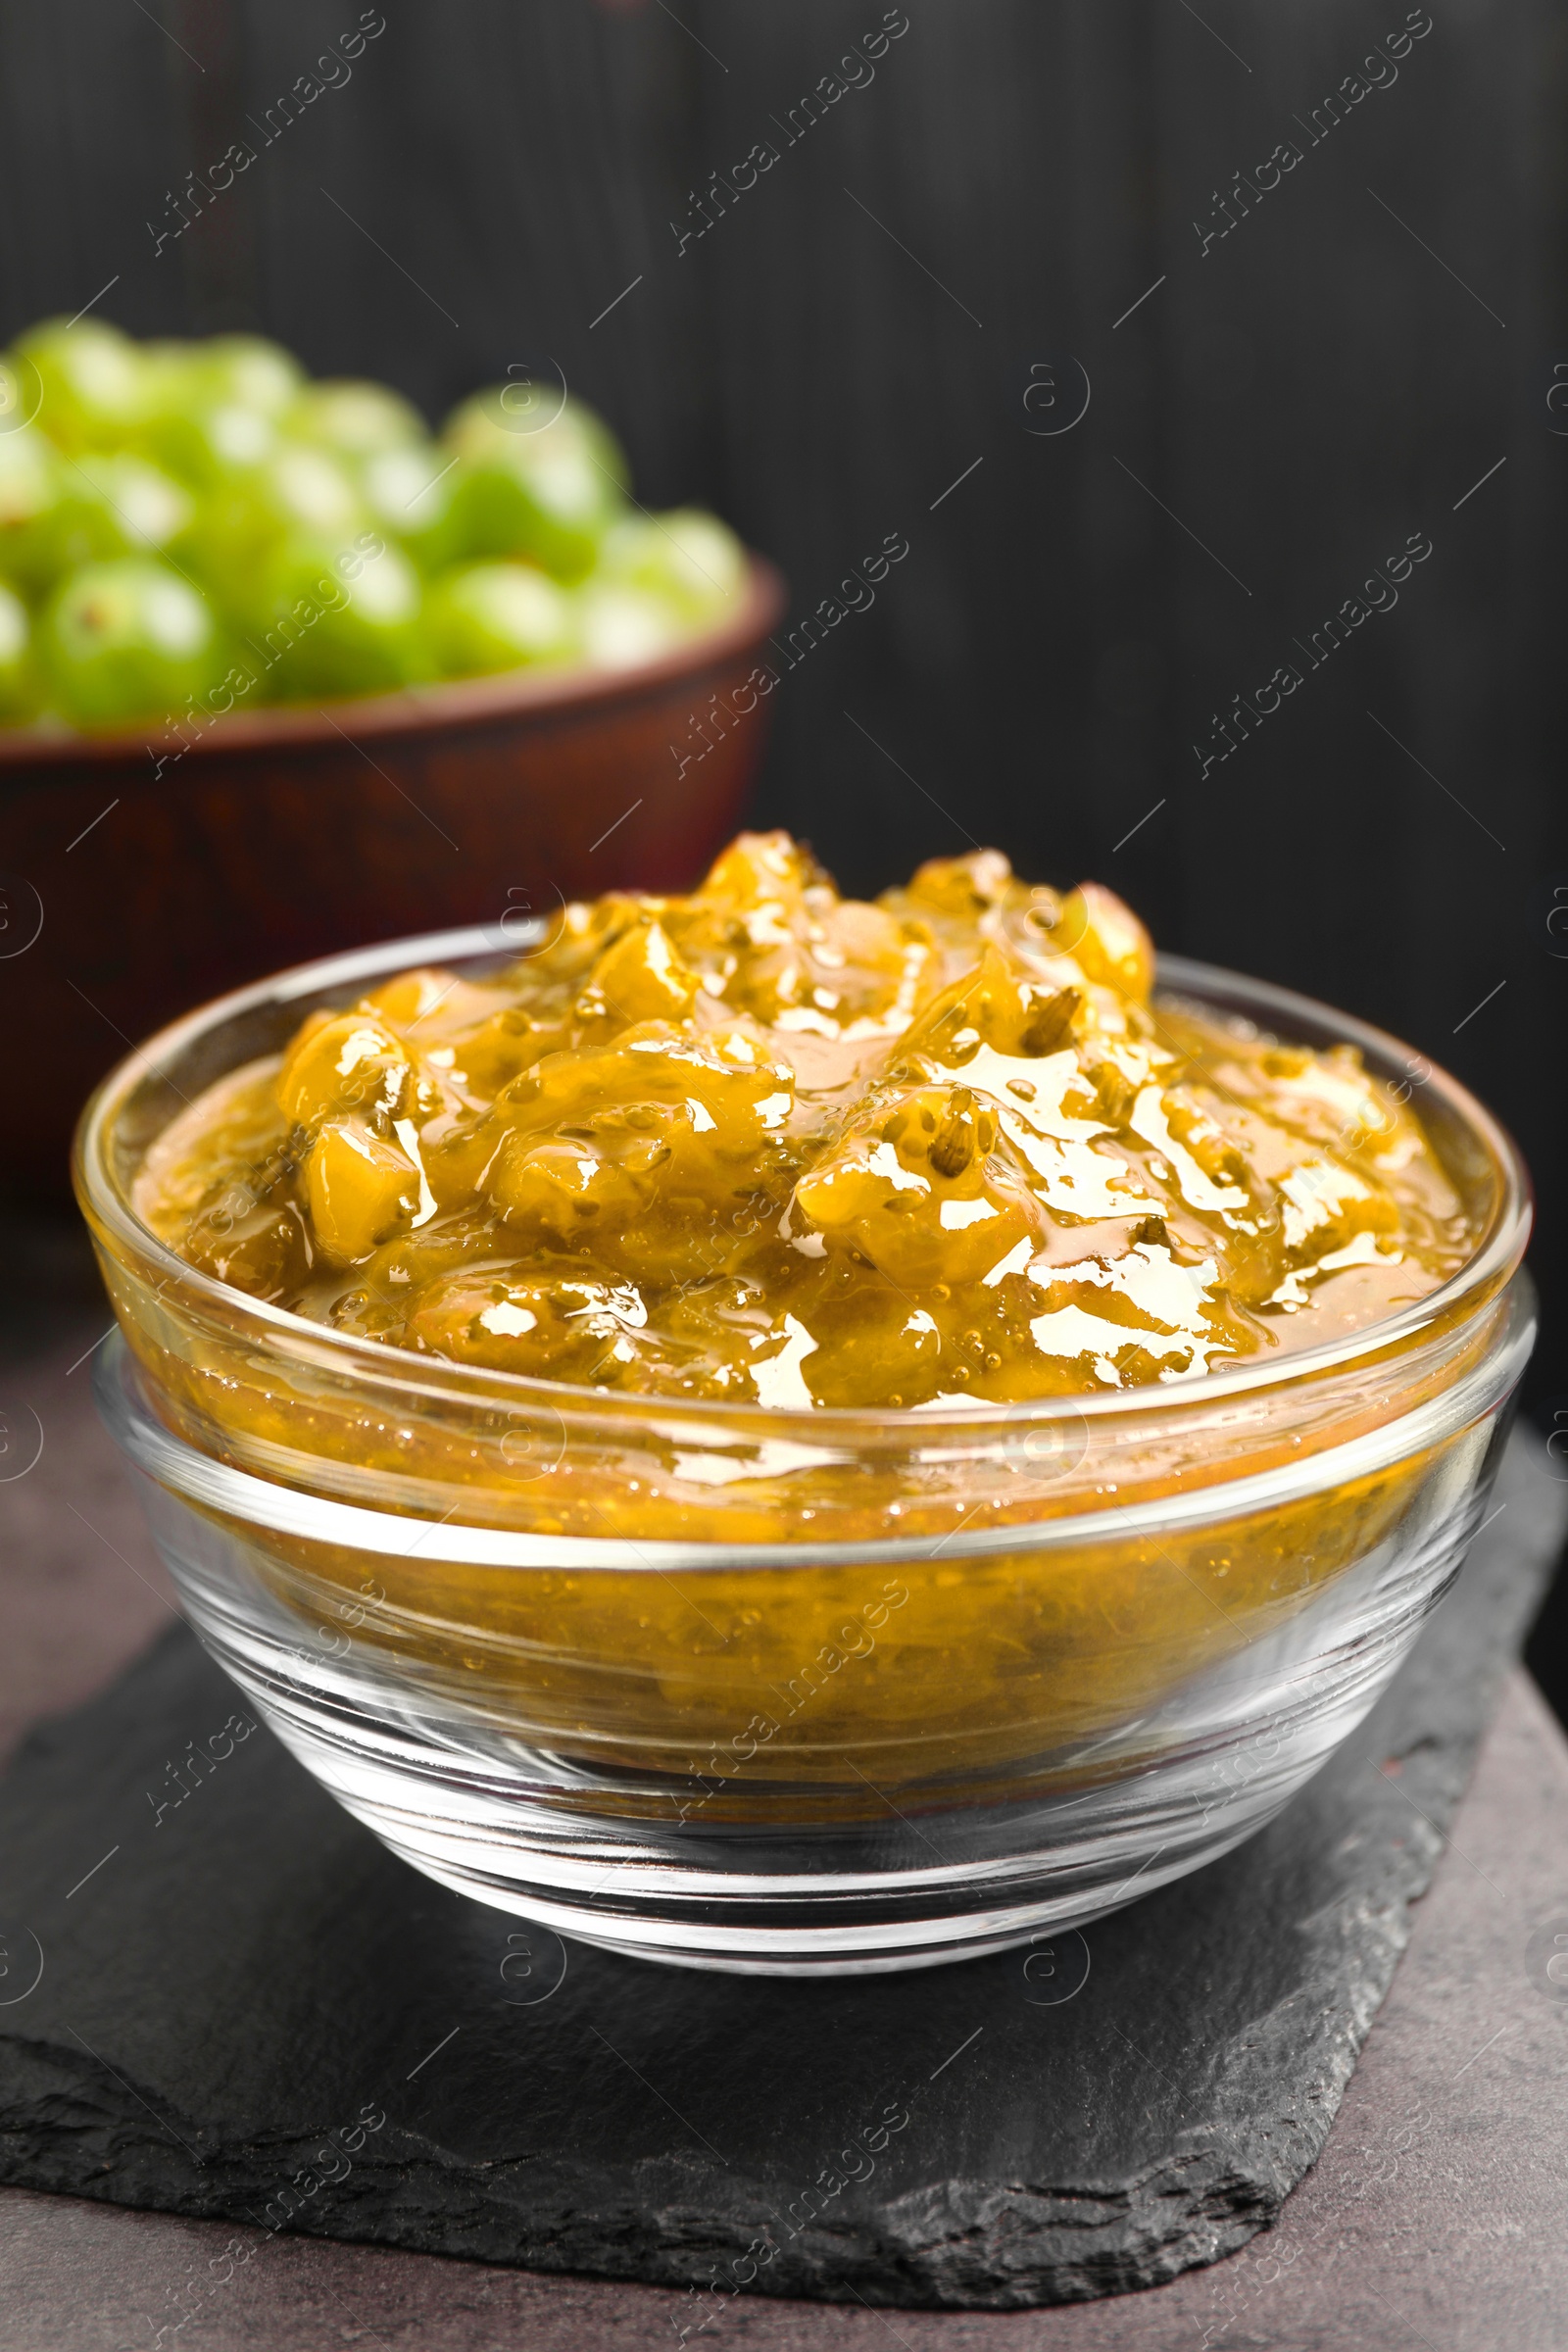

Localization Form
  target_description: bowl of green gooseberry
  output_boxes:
[0,319,785,1198]
[0,317,769,723]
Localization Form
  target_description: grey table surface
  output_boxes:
[3,1312,1567,2352]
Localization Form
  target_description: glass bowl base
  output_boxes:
[162,1545,1454,1976]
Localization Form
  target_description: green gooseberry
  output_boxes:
[192,334,304,418]
[426,562,578,677]
[440,391,628,580]
[40,558,224,728]
[0,444,192,591]
[254,530,428,699]
[143,399,279,490]
[177,443,366,628]
[600,508,747,621]
[7,317,148,452]
[574,579,688,671]
[360,444,464,575]
[291,378,426,462]
[69,452,193,558]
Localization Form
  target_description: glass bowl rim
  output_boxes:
[74,926,1533,1437]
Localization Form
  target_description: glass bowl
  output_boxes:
[74,932,1534,1974]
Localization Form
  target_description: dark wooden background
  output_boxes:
[3,0,1566,1667]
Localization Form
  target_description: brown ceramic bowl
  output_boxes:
[0,555,785,1200]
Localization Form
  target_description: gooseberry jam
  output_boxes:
[136,833,1475,1409]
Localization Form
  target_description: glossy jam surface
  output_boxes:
[137,835,1475,1409]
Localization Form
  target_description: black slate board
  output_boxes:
[0,1433,1561,2313]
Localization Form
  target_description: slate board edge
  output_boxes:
[0,1816,1433,2311]
[0,1929,1411,2311]
[0,1435,1561,2312]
